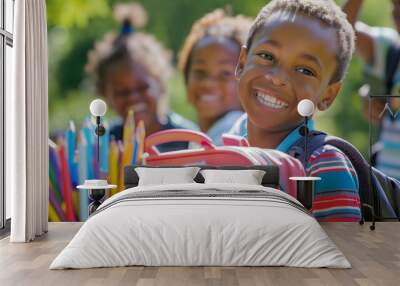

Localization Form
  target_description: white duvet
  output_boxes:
[50,183,351,269]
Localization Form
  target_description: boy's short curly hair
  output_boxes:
[85,3,173,94]
[178,9,253,83]
[246,0,355,83]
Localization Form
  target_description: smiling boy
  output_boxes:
[230,0,361,221]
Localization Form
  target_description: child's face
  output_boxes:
[104,62,161,127]
[187,36,242,122]
[236,11,342,133]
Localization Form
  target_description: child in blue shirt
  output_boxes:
[178,9,252,145]
[229,0,361,221]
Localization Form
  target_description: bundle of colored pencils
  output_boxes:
[48,112,146,222]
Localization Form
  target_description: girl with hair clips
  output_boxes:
[178,9,252,146]
[86,3,197,152]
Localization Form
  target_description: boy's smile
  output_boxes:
[236,10,341,146]
[254,87,288,110]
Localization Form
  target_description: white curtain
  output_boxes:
[7,0,48,242]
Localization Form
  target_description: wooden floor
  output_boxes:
[0,222,399,286]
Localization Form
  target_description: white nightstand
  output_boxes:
[77,180,117,216]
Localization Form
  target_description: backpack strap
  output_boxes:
[289,130,327,164]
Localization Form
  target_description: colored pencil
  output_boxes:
[100,119,110,176]
[118,110,135,192]
[65,121,80,218]
[109,137,119,196]
[57,138,76,221]
[135,120,146,164]
[81,126,95,180]
[49,183,65,221]
[118,141,125,193]
[48,203,60,222]
[49,140,63,203]
[65,120,78,186]
[122,110,135,167]
[123,109,135,146]
[78,131,89,221]
[93,140,100,178]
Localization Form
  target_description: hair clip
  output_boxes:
[121,20,135,36]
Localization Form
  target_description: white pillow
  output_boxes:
[135,167,200,186]
[200,169,266,185]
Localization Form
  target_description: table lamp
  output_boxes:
[289,99,320,210]
[90,99,107,164]
[297,99,315,164]
[77,99,116,216]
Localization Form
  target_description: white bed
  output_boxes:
[50,183,350,269]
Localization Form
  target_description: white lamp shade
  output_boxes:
[90,99,107,117]
[297,99,315,117]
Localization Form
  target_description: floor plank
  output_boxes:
[0,222,399,286]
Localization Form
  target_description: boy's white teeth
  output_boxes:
[256,92,288,109]
[200,94,219,102]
